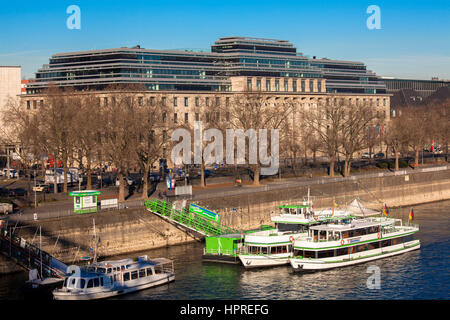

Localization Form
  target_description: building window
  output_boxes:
[184,97,189,107]
[318,81,322,92]
[162,112,167,123]
[195,113,199,121]
[33,100,37,109]
[104,97,108,106]
[184,113,189,123]
[226,112,230,121]
[26,101,30,110]
[215,97,220,106]
[275,79,280,91]
[256,79,261,91]
[40,100,44,107]
[376,99,380,107]
[195,97,199,107]
[301,80,305,92]
[266,79,271,91]
[174,113,178,123]
[162,97,166,106]
[206,97,210,106]
[173,97,177,107]
[309,81,314,92]
[383,98,386,107]
[247,78,252,91]
[284,79,288,92]
[226,97,230,107]
[150,97,155,106]
[138,97,143,106]
[292,79,297,92]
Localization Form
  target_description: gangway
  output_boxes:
[0,225,67,279]
[144,199,239,238]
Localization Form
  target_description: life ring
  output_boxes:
[377,233,381,239]
[340,240,345,246]
[289,236,295,242]
[313,216,318,221]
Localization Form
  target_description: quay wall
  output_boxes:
[1,168,449,275]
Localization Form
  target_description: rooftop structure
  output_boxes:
[25,37,386,95]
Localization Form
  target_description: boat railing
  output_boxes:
[204,248,237,256]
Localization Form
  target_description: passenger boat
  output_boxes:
[238,199,354,268]
[289,217,420,271]
[53,255,175,300]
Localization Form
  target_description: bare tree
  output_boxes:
[135,95,170,198]
[213,92,292,185]
[339,100,383,176]
[301,97,346,177]
[98,86,140,201]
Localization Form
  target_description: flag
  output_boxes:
[409,208,414,221]
[383,203,389,217]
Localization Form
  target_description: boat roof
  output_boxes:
[310,220,380,232]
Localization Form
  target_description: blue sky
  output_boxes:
[1,0,449,79]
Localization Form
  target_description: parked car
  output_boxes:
[8,188,27,197]
[32,184,49,192]
[361,152,372,159]
[374,152,385,159]
[115,177,135,186]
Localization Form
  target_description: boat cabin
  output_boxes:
[308,220,381,242]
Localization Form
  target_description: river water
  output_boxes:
[0,200,448,300]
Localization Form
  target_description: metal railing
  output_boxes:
[144,199,239,236]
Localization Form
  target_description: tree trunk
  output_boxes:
[200,162,206,188]
[329,154,335,177]
[344,156,352,177]
[63,159,68,194]
[252,165,261,185]
[395,151,399,171]
[87,165,92,190]
[414,149,420,168]
[53,157,58,194]
[118,171,125,202]
[142,163,150,199]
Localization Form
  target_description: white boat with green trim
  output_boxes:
[238,200,354,268]
[289,217,420,271]
[52,256,175,300]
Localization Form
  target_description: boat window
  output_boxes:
[355,244,369,253]
[63,278,68,287]
[87,279,94,288]
[139,269,146,278]
[319,231,327,241]
[93,278,100,287]
[342,231,350,239]
[69,278,76,288]
[303,250,316,259]
[77,278,86,289]
[146,267,154,276]
[368,242,380,250]
[131,271,138,280]
[261,247,268,254]
[293,249,303,257]
[336,247,349,256]
[154,267,162,274]
[313,230,318,241]
[317,249,334,258]
[107,268,112,273]
[97,268,106,273]
[123,273,130,281]
[381,239,391,248]
[270,245,288,254]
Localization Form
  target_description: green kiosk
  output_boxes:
[69,190,101,214]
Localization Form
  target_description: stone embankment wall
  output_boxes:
[1,168,449,275]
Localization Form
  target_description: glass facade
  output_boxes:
[26,37,386,95]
